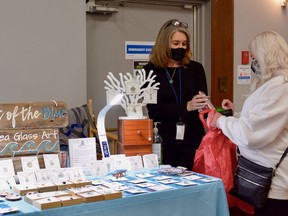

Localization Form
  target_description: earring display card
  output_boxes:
[17,171,37,185]
[34,169,53,183]
[43,154,61,169]
[21,156,40,172]
[110,154,131,171]
[51,168,69,183]
[91,160,108,177]
[142,154,159,169]
[102,157,116,174]
[125,80,140,95]
[67,167,85,182]
[127,155,144,171]
[127,104,143,118]
[142,90,157,104]
[0,159,15,177]
[0,176,16,191]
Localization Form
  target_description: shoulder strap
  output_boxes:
[237,147,288,170]
[275,147,288,169]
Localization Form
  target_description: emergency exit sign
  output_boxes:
[125,41,154,60]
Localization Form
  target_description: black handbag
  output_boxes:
[230,147,288,209]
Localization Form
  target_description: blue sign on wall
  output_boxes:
[125,41,154,60]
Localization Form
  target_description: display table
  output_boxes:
[7,170,229,216]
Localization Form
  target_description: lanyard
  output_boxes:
[165,67,182,104]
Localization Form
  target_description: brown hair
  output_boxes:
[149,19,192,68]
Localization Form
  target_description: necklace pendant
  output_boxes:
[169,80,173,84]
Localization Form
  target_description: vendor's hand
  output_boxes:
[207,110,223,128]
[187,93,209,111]
[222,99,234,112]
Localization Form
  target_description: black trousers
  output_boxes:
[255,198,288,216]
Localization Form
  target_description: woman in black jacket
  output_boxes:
[143,19,209,170]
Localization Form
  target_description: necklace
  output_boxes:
[166,67,178,84]
[22,156,37,169]
[18,172,34,183]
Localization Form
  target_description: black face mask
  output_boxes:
[250,58,261,75]
[171,48,186,61]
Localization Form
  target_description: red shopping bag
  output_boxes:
[193,109,254,214]
[193,109,236,204]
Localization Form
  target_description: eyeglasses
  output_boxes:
[165,20,188,29]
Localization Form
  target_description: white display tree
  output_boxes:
[104,69,159,119]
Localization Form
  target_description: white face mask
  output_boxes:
[251,58,261,75]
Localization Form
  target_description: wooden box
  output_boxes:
[33,197,62,210]
[13,184,39,196]
[68,179,92,187]
[118,119,153,156]
[35,183,57,193]
[77,191,104,203]
[91,186,122,200]
[54,181,75,191]
[57,195,83,207]
[24,191,70,204]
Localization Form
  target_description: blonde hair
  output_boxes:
[149,19,192,68]
[248,31,288,93]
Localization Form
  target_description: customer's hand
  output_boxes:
[187,93,209,111]
[206,109,222,128]
[222,99,234,112]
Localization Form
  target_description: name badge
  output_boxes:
[176,122,185,140]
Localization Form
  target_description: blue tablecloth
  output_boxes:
[7,171,229,216]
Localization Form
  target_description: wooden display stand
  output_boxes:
[117,119,153,156]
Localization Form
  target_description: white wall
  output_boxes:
[234,0,288,111]
[0,0,87,108]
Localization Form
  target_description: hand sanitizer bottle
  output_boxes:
[152,122,162,165]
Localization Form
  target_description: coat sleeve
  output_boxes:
[217,77,288,149]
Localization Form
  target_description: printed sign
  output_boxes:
[237,65,251,84]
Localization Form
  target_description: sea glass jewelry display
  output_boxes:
[17,171,37,185]
[0,159,15,177]
[91,161,108,177]
[0,176,16,191]
[34,169,53,183]
[51,168,69,182]
[104,69,159,119]
[142,154,159,169]
[67,167,85,182]
[43,154,61,169]
[127,155,144,171]
[21,156,40,172]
